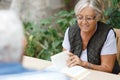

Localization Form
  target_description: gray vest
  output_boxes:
[68,21,120,74]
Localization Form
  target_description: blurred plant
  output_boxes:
[24,10,76,60]
[63,0,78,11]
[103,0,120,28]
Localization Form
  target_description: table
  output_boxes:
[23,56,52,70]
[23,56,120,80]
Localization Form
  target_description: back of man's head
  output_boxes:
[0,10,24,62]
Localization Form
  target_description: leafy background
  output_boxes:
[24,10,76,60]
[24,0,120,61]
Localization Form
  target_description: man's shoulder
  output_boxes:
[0,63,35,75]
[0,70,70,80]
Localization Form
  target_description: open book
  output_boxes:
[50,51,90,79]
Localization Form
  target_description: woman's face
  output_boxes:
[77,7,97,33]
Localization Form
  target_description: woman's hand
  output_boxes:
[66,52,83,67]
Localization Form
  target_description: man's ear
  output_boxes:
[20,38,27,63]
[23,37,27,49]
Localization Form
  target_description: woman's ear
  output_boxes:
[95,13,102,21]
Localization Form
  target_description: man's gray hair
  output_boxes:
[0,10,24,62]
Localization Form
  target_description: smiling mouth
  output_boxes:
[82,25,89,28]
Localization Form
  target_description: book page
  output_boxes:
[51,51,69,69]
[61,66,89,78]
[50,51,90,79]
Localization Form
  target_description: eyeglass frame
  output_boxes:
[76,15,97,22]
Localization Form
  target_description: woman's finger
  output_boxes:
[67,51,74,56]
[67,58,76,67]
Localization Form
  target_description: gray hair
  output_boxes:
[74,0,104,19]
[0,10,24,62]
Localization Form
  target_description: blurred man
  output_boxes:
[0,10,70,80]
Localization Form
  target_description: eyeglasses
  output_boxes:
[76,15,96,22]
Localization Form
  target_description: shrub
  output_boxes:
[24,10,76,60]
[103,0,120,28]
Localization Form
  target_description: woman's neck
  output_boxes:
[81,30,95,41]
[80,27,97,50]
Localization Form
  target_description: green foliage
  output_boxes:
[55,10,76,33]
[24,0,120,60]
[103,0,120,28]
[24,10,76,60]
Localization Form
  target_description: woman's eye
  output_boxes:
[77,16,83,20]
[86,18,93,20]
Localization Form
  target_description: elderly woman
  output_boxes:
[62,0,120,74]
